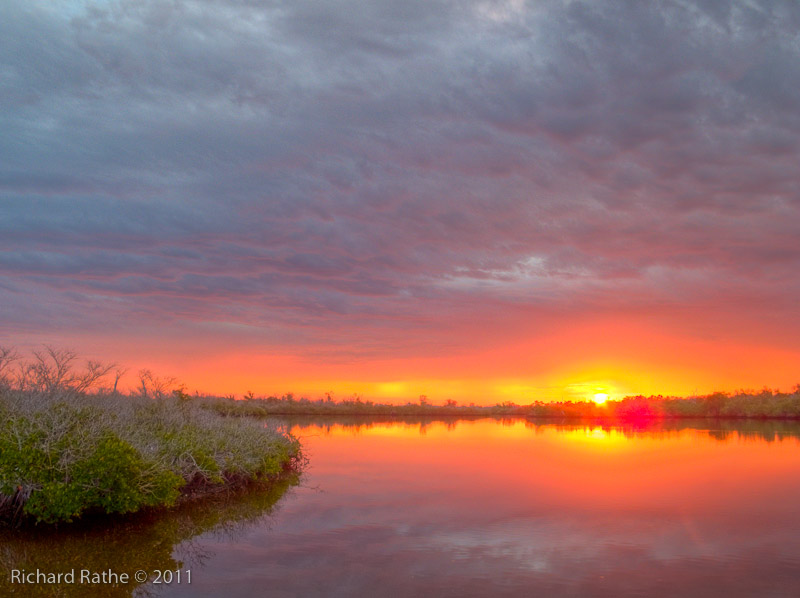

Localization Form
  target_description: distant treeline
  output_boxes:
[199,387,800,420]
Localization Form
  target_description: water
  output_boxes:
[4,417,800,597]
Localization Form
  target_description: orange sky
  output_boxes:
[15,313,798,405]
[158,334,800,404]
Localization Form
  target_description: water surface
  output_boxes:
[4,418,800,597]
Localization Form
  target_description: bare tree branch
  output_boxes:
[138,369,177,399]
[112,367,129,394]
[0,346,19,388]
[73,360,116,393]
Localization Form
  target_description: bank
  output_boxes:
[0,389,302,525]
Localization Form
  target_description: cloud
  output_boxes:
[2,0,800,358]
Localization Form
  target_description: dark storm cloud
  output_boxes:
[2,0,800,349]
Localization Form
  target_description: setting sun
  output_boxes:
[592,393,609,404]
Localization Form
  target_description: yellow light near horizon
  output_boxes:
[593,393,609,404]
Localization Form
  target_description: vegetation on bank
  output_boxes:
[0,347,301,526]
[197,387,800,420]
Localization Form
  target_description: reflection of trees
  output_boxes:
[0,474,299,598]
[523,417,800,443]
[276,415,516,438]
[277,415,800,444]
[274,414,497,436]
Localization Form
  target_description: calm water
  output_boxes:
[4,417,800,597]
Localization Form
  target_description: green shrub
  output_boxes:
[0,390,300,525]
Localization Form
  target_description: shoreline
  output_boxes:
[257,411,800,421]
[201,389,800,421]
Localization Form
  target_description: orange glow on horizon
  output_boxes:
[33,314,800,406]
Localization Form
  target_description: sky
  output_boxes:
[2,0,800,403]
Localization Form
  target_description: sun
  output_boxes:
[592,393,609,404]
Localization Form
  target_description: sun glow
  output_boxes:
[592,393,609,404]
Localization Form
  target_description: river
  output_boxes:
[4,417,800,597]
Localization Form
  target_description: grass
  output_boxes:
[0,387,301,526]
